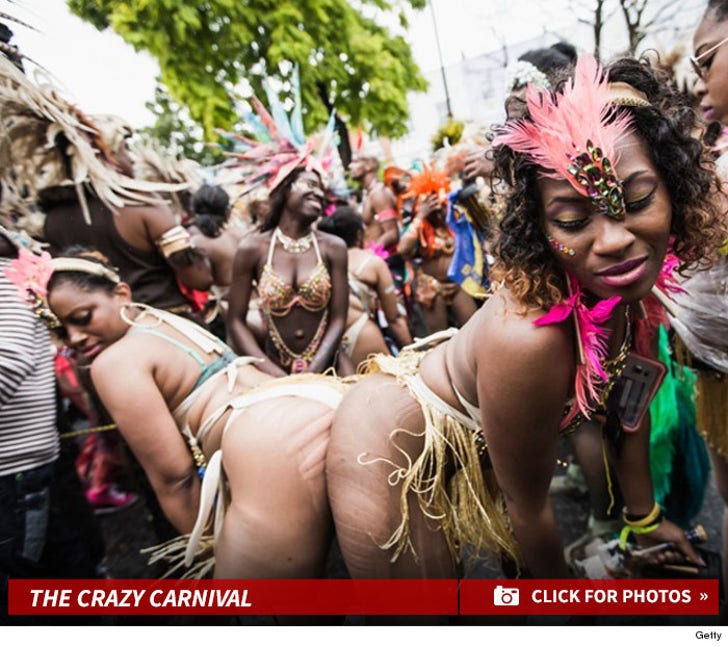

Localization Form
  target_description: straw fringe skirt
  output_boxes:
[358,344,521,570]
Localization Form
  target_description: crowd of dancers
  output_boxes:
[2,0,728,626]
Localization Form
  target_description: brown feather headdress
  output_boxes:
[0,54,191,234]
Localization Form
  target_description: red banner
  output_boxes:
[8,579,458,616]
[7,578,719,616]
[460,579,719,615]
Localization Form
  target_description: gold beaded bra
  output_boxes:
[257,229,332,317]
[257,229,332,372]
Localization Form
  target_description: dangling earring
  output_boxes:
[546,233,576,257]
[120,302,162,328]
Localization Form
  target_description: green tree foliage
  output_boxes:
[138,82,224,166]
[68,0,428,141]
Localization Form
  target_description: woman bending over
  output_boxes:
[37,250,349,578]
[325,55,725,579]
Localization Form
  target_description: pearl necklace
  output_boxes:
[275,227,313,254]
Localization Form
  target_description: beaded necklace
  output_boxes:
[274,227,314,254]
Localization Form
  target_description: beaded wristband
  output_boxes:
[622,501,662,527]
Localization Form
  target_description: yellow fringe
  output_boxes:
[360,349,521,571]
[695,370,728,460]
[673,335,728,461]
[140,533,216,579]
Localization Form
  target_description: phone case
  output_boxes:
[606,352,667,433]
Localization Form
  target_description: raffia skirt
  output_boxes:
[358,337,521,570]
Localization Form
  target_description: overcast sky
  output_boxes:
[6,0,707,132]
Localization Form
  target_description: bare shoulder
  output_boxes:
[233,230,268,263]
[316,230,348,257]
[235,229,267,250]
[466,290,574,387]
[89,337,151,395]
[370,184,396,209]
[367,252,389,271]
[120,201,177,228]
[370,254,394,281]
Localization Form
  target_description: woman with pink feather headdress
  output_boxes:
[2,245,352,580]
[325,54,726,582]
[222,72,353,377]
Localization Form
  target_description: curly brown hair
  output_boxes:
[490,55,727,310]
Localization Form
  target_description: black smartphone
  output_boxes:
[605,352,667,433]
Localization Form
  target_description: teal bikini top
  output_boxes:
[129,327,237,392]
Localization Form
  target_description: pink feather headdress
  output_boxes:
[493,54,634,220]
[3,247,59,328]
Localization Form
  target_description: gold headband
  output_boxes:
[51,257,120,284]
[607,82,651,108]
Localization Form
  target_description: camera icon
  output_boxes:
[493,585,520,606]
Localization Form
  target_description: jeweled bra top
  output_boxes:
[257,229,332,317]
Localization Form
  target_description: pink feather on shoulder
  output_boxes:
[534,274,622,419]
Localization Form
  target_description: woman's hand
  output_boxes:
[632,519,706,568]
[416,194,440,221]
[462,148,494,182]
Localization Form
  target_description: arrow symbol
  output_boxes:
[700,593,708,601]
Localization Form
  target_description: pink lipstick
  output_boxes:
[596,256,648,287]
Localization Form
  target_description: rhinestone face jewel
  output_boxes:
[566,140,625,221]
[546,234,576,257]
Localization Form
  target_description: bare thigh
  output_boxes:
[214,397,334,578]
[326,373,457,578]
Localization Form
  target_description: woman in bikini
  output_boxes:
[32,249,349,579]
[317,206,413,370]
[226,167,352,376]
[325,55,726,580]
[398,165,479,336]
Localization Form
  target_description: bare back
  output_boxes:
[91,321,273,458]
[190,225,245,288]
[419,290,575,422]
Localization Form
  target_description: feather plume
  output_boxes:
[633,251,684,355]
[0,55,190,231]
[215,71,340,195]
[534,274,621,418]
[493,55,634,210]
[402,162,451,202]
[262,78,296,145]
[289,65,305,147]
